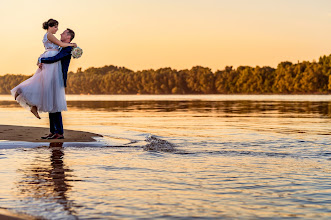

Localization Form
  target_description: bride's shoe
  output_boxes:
[31,106,41,119]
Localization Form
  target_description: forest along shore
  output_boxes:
[1,54,331,95]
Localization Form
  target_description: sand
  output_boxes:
[0,125,102,220]
[0,126,102,219]
[0,208,37,220]
[0,125,102,143]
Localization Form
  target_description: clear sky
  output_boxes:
[0,0,331,75]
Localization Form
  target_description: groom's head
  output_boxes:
[60,28,75,43]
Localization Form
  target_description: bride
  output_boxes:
[11,19,76,119]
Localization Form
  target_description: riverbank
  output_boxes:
[0,125,102,143]
[0,208,37,220]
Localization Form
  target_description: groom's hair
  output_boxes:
[66,28,75,41]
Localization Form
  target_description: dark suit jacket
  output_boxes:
[40,46,73,87]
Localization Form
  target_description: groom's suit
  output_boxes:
[39,46,73,135]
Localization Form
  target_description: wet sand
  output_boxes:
[0,126,102,219]
[0,125,102,143]
[0,208,36,220]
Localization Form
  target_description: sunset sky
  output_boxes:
[0,0,331,75]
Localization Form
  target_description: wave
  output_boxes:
[143,135,178,152]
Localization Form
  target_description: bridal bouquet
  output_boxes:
[72,47,83,59]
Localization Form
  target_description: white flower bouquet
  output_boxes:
[71,47,83,59]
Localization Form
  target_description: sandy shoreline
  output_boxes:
[0,126,102,219]
[0,208,37,220]
[0,125,102,143]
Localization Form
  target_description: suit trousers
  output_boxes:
[49,112,64,135]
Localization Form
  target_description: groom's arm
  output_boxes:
[38,47,72,64]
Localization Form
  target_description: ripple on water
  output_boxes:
[0,96,330,219]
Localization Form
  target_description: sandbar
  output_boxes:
[0,208,36,220]
[0,125,102,143]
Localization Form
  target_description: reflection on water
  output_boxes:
[15,143,78,219]
[0,95,330,219]
[1,97,331,117]
[66,100,331,117]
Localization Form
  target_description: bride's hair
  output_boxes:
[42,19,59,30]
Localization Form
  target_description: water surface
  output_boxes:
[0,95,330,219]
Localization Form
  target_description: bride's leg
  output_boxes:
[14,88,22,100]
[31,106,41,119]
[14,92,20,100]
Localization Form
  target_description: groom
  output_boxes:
[39,28,75,139]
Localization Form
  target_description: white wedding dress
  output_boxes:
[11,33,67,113]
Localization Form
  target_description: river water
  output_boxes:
[0,95,330,219]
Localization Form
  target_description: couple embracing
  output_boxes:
[11,19,78,140]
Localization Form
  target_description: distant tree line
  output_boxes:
[1,54,331,94]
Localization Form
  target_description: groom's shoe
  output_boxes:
[41,133,54,139]
[47,133,64,140]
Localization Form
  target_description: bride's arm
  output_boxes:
[47,33,76,48]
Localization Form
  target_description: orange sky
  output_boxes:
[0,0,331,75]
